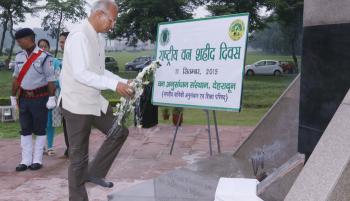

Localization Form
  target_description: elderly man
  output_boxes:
[11,28,56,172]
[59,1,133,200]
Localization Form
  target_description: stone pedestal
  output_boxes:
[108,76,301,201]
[285,90,350,201]
[234,76,300,174]
[298,0,350,157]
[257,153,304,201]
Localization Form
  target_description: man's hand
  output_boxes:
[46,96,56,109]
[10,96,17,107]
[116,82,134,98]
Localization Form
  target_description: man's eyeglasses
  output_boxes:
[101,11,116,27]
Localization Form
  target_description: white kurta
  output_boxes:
[59,20,127,116]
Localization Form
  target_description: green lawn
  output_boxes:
[158,75,295,126]
[0,122,63,139]
[0,121,19,138]
[0,70,13,97]
[0,51,297,139]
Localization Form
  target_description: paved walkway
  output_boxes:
[0,124,253,201]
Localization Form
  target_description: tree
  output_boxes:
[205,0,303,71]
[205,0,273,33]
[0,0,39,60]
[110,0,203,46]
[270,0,303,72]
[0,10,9,56]
[41,0,87,57]
[250,22,301,55]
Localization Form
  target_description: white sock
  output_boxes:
[20,135,33,166]
[33,136,46,164]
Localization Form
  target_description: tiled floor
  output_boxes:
[0,124,253,201]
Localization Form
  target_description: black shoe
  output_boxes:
[16,164,28,172]
[64,149,69,157]
[29,163,42,170]
[85,176,114,188]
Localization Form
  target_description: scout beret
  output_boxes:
[15,28,35,39]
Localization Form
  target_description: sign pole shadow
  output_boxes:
[169,110,221,155]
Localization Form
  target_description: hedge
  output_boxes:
[0,98,10,106]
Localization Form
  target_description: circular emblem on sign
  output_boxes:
[229,20,245,41]
[160,28,170,46]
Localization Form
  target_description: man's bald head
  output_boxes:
[89,0,118,33]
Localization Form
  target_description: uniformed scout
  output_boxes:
[10,28,56,171]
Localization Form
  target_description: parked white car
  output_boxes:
[245,60,283,76]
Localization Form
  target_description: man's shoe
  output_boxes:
[64,149,69,157]
[85,176,113,188]
[58,149,69,159]
[16,164,28,172]
[29,163,42,170]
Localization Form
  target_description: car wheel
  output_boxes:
[274,70,282,76]
[246,70,254,76]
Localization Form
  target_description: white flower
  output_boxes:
[136,74,143,81]
[114,61,160,126]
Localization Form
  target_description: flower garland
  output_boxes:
[114,61,160,127]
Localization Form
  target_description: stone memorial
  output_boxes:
[298,0,350,159]
[257,153,304,201]
[109,0,350,200]
[108,73,301,201]
[285,91,350,201]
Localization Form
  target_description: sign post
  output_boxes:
[153,13,250,155]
